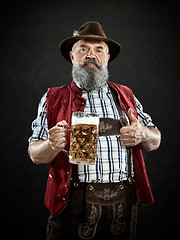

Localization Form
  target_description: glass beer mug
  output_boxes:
[69,112,99,165]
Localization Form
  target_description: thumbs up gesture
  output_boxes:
[120,108,147,147]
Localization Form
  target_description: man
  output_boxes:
[28,21,161,240]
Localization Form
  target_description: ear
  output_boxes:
[69,51,74,63]
[107,53,110,63]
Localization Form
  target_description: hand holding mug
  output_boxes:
[48,120,68,152]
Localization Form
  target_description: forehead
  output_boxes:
[73,39,108,49]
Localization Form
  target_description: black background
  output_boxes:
[1,0,179,239]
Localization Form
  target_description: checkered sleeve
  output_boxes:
[28,92,48,146]
[134,95,157,128]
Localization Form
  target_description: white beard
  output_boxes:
[72,59,109,91]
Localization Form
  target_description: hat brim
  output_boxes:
[59,36,122,63]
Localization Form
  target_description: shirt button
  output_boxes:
[66,172,70,175]
[65,185,68,188]
[62,197,66,201]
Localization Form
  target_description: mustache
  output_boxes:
[79,58,101,68]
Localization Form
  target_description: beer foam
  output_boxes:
[71,116,99,125]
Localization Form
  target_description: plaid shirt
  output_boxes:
[28,83,156,183]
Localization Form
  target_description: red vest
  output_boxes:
[45,81,154,215]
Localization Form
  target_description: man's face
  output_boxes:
[70,39,110,91]
[70,39,110,68]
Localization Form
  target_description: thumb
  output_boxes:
[127,108,137,124]
[56,120,68,128]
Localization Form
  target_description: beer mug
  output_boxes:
[69,112,99,165]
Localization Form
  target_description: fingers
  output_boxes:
[48,130,67,145]
[49,136,67,152]
[120,126,137,147]
[48,120,68,152]
[120,122,144,147]
[120,125,136,137]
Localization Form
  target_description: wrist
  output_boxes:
[141,126,148,143]
[47,139,60,154]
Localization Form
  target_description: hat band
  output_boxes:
[73,34,106,39]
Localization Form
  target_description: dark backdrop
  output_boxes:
[1,0,179,239]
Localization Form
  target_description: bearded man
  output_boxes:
[28,21,161,240]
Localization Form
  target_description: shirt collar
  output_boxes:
[81,82,109,94]
[71,80,110,96]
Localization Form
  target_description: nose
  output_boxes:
[87,48,96,59]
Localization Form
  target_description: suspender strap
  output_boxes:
[109,86,133,183]
[71,164,79,183]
